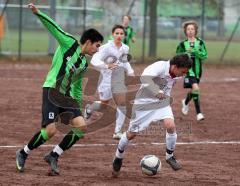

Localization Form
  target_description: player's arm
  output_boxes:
[90,47,118,70]
[192,40,208,60]
[176,41,186,54]
[122,48,135,76]
[130,27,136,43]
[28,3,75,47]
[140,62,165,100]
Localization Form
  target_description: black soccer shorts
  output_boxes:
[183,76,200,89]
[41,88,82,127]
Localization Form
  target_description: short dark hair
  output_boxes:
[80,28,104,44]
[112,24,125,33]
[170,54,192,69]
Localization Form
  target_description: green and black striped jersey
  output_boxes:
[36,10,87,106]
[123,26,135,46]
[176,37,208,79]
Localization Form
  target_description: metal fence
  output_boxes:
[0,0,240,63]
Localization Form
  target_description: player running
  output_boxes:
[176,20,208,121]
[112,54,192,176]
[84,24,135,140]
[15,3,103,175]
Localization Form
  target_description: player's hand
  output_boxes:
[132,37,136,43]
[155,90,166,100]
[108,63,118,70]
[28,3,39,14]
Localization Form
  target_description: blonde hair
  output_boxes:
[182,20,198,36]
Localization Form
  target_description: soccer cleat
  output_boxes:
[181,99,189,115]
[84,104,92,119]
[112,157,123,177]
[197,113,205,121]
[113,132,123,140]
[166,156,182,171]
[16,149,27,172]
[44,153,59,175]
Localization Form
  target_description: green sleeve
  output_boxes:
[193,41,208,60]
[36,10,75,48]
[176,42,186,54]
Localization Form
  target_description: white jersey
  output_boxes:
[90,40,134,92]
[134,60,180,104]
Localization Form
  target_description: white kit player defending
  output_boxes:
[84,25,135,140]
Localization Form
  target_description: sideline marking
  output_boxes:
[1,141,240,148]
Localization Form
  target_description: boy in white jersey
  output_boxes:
[85,25,135,139]
[112,54,192,176]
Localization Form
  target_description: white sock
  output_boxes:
[23,145,31,154]
[53,145,64,156]
[165,132,177,159]
[115,106,126,133]
[115,132,130,159]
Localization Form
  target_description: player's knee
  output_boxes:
[163,119,175,132]
[45,123,57,138]
[72,116,87,132]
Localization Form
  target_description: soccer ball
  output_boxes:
[140,155,161,176]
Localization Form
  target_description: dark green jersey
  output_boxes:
[123,26,135,46]
[36,10,87,106]
[176,37,208,79]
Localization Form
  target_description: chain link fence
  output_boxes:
[0,0,240,63]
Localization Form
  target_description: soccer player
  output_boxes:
[112,54,192,176]
[122,15,136,46]
[15,3,103,175]
[84,24,135,140]
[176,20,208,121]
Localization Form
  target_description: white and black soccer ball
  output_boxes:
[140,155,161,176]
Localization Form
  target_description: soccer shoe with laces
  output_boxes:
[112,157,123,177]
[84,104,92,119]
[113,132,123,140]
[197,113,204,121]
[181,99,189,115]
[166,156,182,171]
[44,153,60,175]
[16,149,27,172]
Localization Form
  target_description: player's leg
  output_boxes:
[112,131,136,177]
[16,88,58,172]
[45,109,85,175]
[112,109,153,176]
[191,83,204,121]
[181,76,193,115]
[163,118,182,170]
[112,92,127,140]
[84,88,111,119]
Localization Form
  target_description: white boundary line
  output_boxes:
[1,141,240,148]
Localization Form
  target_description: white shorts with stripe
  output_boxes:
[128,105,174,133]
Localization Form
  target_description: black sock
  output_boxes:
[58,129,84,151]
[20,149,28,157]
[166,149,174,154]
[192,93,201,114]
[185,92,192,105]
[27,129,49,150]
[50,151,59,159]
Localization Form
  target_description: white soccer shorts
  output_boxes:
[128,105,174,133]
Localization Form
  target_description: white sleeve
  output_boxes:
[142,61,164,76]
[124,62,134,75]
[140,61,165,96]
[90,47,108,70]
